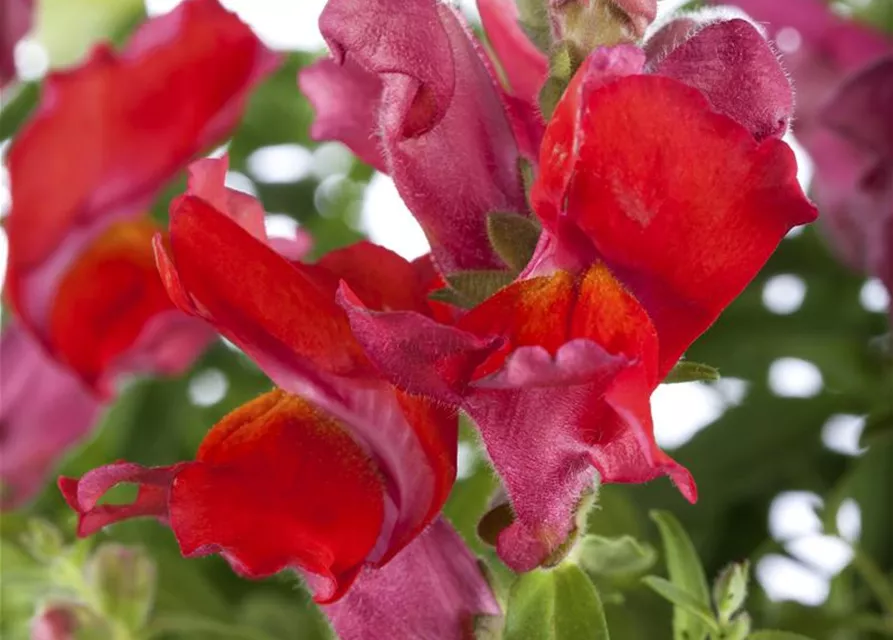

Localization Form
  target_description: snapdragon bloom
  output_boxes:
[324,29,815,569]
[59,157,499,639]
[0,0,278,506]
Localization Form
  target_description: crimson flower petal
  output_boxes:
[325,518,500,640]
[298,58,387,172]
[315,0,526,273]
[0,0,32,86]
[477,0,548,103]
[534,71,816,375]
[652,18,793,141]
[0,325,101,508]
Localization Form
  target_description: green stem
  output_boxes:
[852,547,893,616]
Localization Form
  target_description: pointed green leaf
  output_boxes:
[575,535,657,580]
[746,632,816,640]
[664,361,721,384]
[713,561,749,624]
[504,565,611,640]
[487,212,541,273]
[650,511,712,640]
[446,270,515,307]
[641,577,720,635]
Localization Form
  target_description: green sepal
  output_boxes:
[724,613,752,640]
[539,75,569,121]
[746,632,817,640]
[663,361,721,384]
[713,561,749,624]
[649,511,712,640]
[503,564,610,640]
[487,212,541,273]
[432,270,515,308]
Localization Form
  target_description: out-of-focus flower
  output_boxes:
[0,0,33,86]
[59,157,499,639]
[338,48,816,571]
[711,0,893,315]
[0,0,279,507]
[299,0,529,275]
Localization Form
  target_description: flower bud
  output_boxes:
[85,543,156,631]
[550,0,657,56]
[30,603,112,640]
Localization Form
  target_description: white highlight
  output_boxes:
[312,142,355,180]
[188,369,229,407]
[785,534,854,577]
[836,499,862,543]
[768,358,823,398]
[457,441,478,480]
[652,382,724,449]
[247,144,314,184]
[860,278,890,313]
[821,414,867,457]
[756,555,830,606]
[225,170,258,196]
[775,27,802,54]
[360,172,430,261]
[13,39,49,81]
[769,491,823,541]
[785,133,815,196]
[762,274,806,315]
[265,214,300,239]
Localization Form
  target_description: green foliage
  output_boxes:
[503,564,610,640]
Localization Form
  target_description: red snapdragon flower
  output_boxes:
[717,0,893,318]
[0,0,278,506]
[59,156,499,638]
[299,0,529,275]
[335,45,817,570]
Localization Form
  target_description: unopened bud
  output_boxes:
[30,603,111,640]
[550,0,656,57]
[85,543,156,631]
[21,519,65,563]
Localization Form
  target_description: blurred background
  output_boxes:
[0,0,891,638]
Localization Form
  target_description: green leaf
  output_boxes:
[487,212,540,273]
[712,561,749,624]
[641,577,720,635]
[0,83,39,140]
[746,632,816,640]
[663,361,721,384]
[504,565,610,640]
[575,535,657,580]
[650,511,712,640]
[444,270,515,308]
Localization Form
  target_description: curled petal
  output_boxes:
[299,58,387,172]
[337,282,502,403]
[325,518,500,640]
[0,325,101,508]
[534,72,816,375]
[318,0,526,273]
[652,18,793,141]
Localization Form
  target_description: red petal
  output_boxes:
[324,518,499,640]
[170,390,385,601]
[318,0,526,274]
[5,0,278,275]
[167,195,369,375]
[536,73,817,375]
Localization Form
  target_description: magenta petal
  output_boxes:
[822,56,893,158]
[0,324,102,508]
[59,462,184,537]
[653,18,793,140]
[462,340,630,571]
[477,0,548,103]
[0,0,32,86]
[299,58,387,172]
[337,282,502,402]
[318,0,526,273]
[324,518,499,640]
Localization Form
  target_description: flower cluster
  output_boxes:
[2,0,839,637]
